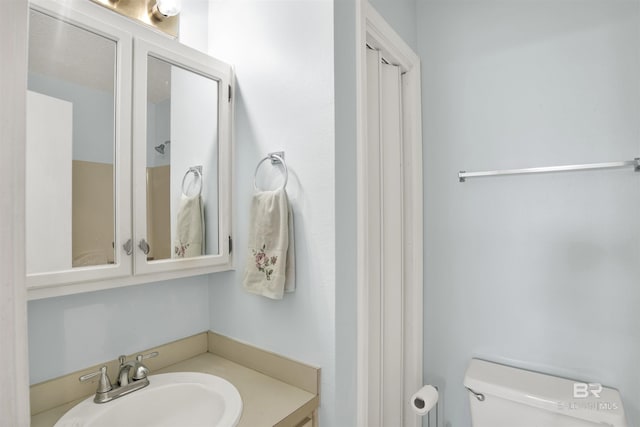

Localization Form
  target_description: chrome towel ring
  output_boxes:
[254,151,288,192]
[182,165,203,197]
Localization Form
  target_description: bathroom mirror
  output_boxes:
[133,37,233,276]
[27,8,116,272]
[144,56,220,261]
[25,1,133,288]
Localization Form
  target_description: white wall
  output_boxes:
[207,1,336,424]
[28,277,210,383]
[178,0,209,54]
[170,66,219,254]
[417,1,640,425]
[367,0,417,50]
[28,73,115,164]
[333,0,358,425]
[26,91,73,274]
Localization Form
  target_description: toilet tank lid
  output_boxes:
[463,359,627,427]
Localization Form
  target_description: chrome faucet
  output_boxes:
[117,352,157,386]
[79,351,159,404]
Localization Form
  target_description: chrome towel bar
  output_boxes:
[459,158,640,182]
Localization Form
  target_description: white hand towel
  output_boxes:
[243,188,294,299]
[173,193,205,258]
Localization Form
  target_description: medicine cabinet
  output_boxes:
[25,0,234,299]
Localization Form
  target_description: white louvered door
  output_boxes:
[366,46,406,427]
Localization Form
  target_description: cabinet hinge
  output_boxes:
[228,85,232,103]
[228,236,233,253]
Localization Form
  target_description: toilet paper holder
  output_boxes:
[411,384,440,427]
[429,386,439,427]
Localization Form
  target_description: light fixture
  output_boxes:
[90,0,180,36]
[151,0,182,20]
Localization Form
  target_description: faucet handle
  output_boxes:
[132,351,158,381]
[118,351,158,365]
[136,351,159,362]
[79,366,113,393]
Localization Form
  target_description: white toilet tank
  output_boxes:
[464,359,628,427]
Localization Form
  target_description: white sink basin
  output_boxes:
[54,372,243,427]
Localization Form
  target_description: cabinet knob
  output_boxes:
[138,239,150,255]
[123,239,133,256]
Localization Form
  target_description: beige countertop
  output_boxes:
[31,352,318,427]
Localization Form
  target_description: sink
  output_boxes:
[54,372,243,427]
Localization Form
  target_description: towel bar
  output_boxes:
[458,158,640,182]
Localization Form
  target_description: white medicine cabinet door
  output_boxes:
[132,37,234,276]
[25,0,133,290]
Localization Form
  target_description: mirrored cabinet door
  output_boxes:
[132,38,233,275]
[26,0,132,289]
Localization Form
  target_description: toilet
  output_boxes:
[464,359,628,427]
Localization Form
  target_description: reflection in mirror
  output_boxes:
[145,56,219,261]
[26,10,116,274]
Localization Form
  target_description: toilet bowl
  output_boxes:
[464,359,628,427]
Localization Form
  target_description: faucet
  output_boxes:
[79,351,159,404]
[117,352,157,386]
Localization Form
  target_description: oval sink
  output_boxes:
[54,372,243,427]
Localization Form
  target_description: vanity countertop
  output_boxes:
[31,352,318,427]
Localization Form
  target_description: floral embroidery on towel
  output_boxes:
[253,244,278,280]
[174,242,191,258]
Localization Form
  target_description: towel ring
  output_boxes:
[254,152,288,192]
[182,166,203,197]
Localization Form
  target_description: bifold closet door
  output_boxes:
[366,47,405,427]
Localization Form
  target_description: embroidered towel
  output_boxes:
[173,193,205,258]
[243,188,294,299]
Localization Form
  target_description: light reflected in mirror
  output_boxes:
[145,55,219,261]
[26,10,117,274]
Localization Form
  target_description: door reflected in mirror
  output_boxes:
[145,55,219,261]
[26,9,117,274]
